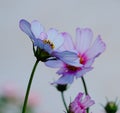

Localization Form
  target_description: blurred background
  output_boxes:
[0,0,120,113]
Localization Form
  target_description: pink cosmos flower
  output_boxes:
[69,92,95,113]
[27,93,40,107]
[45,28,106,84]
[2,84,18,99]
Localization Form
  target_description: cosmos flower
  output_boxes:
[45,28,106,84]
[19,19,80,64]
[19,19,64,53]
[69,92,95,113]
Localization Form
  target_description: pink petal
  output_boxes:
[84,100,95,108]
[85,35,106,59]
[81,95,95,108]
[76,28,93,54]
[81,95,91,104]
[31,20,44,38]
[75,92,84,101]
[59,32,75,51]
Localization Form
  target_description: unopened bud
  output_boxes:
[56,84,68,92]
[104,101,118,113]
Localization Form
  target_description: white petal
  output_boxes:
[76,67,93,78]
[76,28,93,54]
[55,74,74,84]
[57,67,66,75]
[52,51,82,67]
[47,28,58,41]
[19,19,35,41]
[47,29,64,50]
[31,20,44,38]
[84,58,94,67]
[45,60,64,68]
[85,35,106,59]
[53,34,64,50]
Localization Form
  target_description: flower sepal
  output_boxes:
[56,84,68,92]
[34,47,51,62]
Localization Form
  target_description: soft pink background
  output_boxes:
[0,0,120,113]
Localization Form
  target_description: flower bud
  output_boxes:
[56,84,68,92]
[104,101,118,113]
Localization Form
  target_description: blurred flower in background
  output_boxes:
[0,84,40,113]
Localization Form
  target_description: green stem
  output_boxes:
[61,92,69,113]
[22,60,39,113]
[81,77,88,95]
[81,76,89,113]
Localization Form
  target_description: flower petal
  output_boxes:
[31,20,44,38]
[84,99,95,109]
[85,35,106,59]
[47,28,58,41]
[75,92,84,101]
[45,60,64,68]
[52,51,82,67]
[75,67,93,78]
[84,58,95,67]
[53,34,64,50]
[43,43,53,54]
[82,95,95,108]
[54,74,74,84]
[47,29,64,50]
[76,28,93,54]
[56,67,66,75]
[34,38,44,48]
[59,32,75,51]
[19,19,35,41]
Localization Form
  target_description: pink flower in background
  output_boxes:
[45,28,106,84]
[69,92,95,113]
[2,84,18,99]
[28,92,40,107]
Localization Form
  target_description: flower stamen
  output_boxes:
[78,54,86,64]
[66,65,79,72]
[43,40,55,49]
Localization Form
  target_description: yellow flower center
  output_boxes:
[80,57,84,64]
[78,54,86,64]
[43,40,55,49]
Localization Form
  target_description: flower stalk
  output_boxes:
[22,60,39,113]
[61,91,69,113]
[81,76,89,113]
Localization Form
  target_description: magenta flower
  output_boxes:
[69,92,95,113]
[19,19,80,64]
[45,28,106,84]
